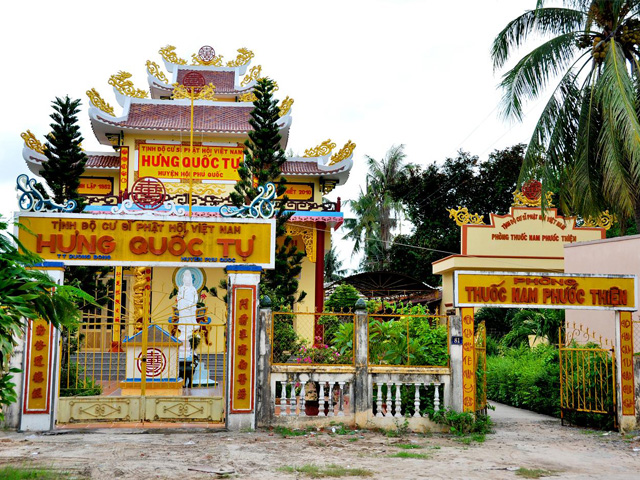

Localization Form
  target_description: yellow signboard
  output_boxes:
[230,286,255,413]
[79,177,114,196]
[279,183,314,201]
[23,319,53,413]
[462,207,605,258]
[138,143,243,181]
[454,271,636,311]
[16,213,275,269]
[120,147,130,195]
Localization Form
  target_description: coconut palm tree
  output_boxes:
[343,145,411,270]
[493,0,640,225]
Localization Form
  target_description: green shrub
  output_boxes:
[487,344,560,417]
[428,407,492,436]
[272,312,304,363]
[324,284,360,312]
[59,362,102,397]
[369,315,448,366]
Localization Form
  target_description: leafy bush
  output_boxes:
[368,307,448,367]
[324,284,360,312]
[428,407,492,436]
[487,344,560,417]
[487,343,615,429]
[318,314,341,344]
[293,338,346,364]
[332,322,354,358]
[272,312,304,363]
[59,362,102,397]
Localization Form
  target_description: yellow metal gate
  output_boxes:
[558,324,616,428]
[57,310,227,424]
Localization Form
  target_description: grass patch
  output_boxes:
[394,443,423,450]
[347,437,359,442]
[387,452,429,459]
[273,426,310,437]
[329,423,354,435]
[0,466,76,479]
[515,467,556,478]
[277,464,373,477]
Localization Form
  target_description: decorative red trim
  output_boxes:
[229,284,257,414]
[315,222,326,339]
[22,321,54,415]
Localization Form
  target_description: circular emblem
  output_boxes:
[183,71,206,90]
[173,267,207,293]
[137,348,166,377]
[130,177,166,210]
[198,45,216,63]
[521,180,542,202]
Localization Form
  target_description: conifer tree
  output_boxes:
[231,78,306,308]
[41,96,88,212]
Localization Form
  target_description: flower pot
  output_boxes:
[305,400,319,416]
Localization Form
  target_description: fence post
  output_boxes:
[354,299,369,428]
[448,314,463,412]
[256,297,273,427]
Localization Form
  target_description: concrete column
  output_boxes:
[256,300,273,427]
[225,266,262,431]
[449,314,463,412]
[353,300,369,427]
[19,262,64,432]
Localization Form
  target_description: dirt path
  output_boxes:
[0,403,638,479]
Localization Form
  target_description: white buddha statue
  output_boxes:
[176,270,198,358]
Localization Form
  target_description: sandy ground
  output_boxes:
[0,403,639,479]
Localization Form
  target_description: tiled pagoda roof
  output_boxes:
[281,160,350,176]
[175,70,243,94]
[96,102,254,134]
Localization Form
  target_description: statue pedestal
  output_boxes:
[120,325,183,396]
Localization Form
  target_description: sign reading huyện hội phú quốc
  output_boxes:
[15,213,275,269]
[454,271,636,310]
[137,143,243,181]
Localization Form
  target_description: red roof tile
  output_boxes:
[281,160,348,175]
[86,155,119,168]
[176,70,243,94]
[98,103,253,133]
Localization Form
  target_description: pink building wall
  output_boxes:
[564,234,640,352]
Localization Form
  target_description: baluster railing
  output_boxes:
[328,381,335,417]
[279,381,286,417]
[289,380,296,415]
[433,382,441,411]
[385,381,392,417]
[299,380,307,417]
[413,383,421,418]
[338,381,345,416]
[376,383,383,417]
[318,382,326,417]
[394,383,402,418]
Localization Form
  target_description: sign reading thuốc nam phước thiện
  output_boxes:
[454,271,636,310]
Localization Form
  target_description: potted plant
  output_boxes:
[304,382,319,416]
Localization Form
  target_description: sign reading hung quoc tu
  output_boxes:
[15,212,276,269]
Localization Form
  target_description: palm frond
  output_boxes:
[492,7,586,71]
[499,31,583,120]
[597,40,640,187]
